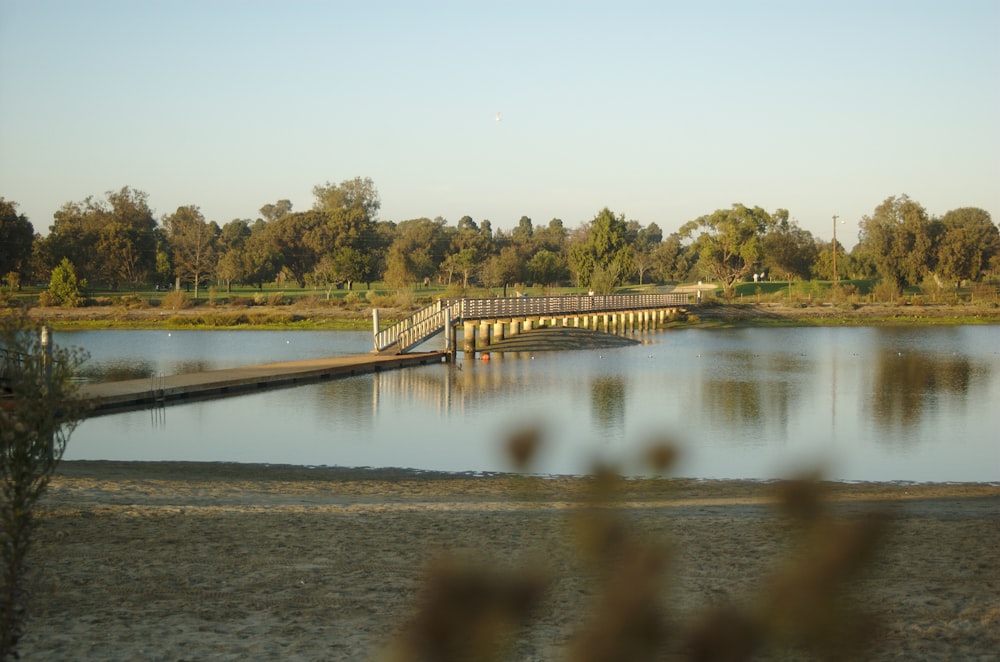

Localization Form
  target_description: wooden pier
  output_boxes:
[78,351,449,416]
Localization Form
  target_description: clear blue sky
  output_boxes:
[2,0,998,249]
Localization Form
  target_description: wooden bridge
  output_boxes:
[4,293,690,415]
[373,292,691,354]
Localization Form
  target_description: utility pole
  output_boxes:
[832,215,841,301]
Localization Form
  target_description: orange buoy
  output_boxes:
[481,353,491,361]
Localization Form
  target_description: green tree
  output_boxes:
[241,221,279,290]
[651,233,691,282]
[934,207,998,284]
[163,205,218,298]
[527,249,568,290]
[680,204,772,296]
[46,258,86,306]
[857,195,934,289]
[259,211,325,288]
[761,215,817,281]
[1,315,89,659]
[312,176,380,221]
[258,199,293,223]
[568,208,634,288]
[384,218,450,288]
[533,218,568,254]
[0,200,34,287]
[41,187,158,290]
[512,216,534,245]
[629,221,663,285]
[100,187,159,290]
[215,219,252,292]
[480,245,524,296]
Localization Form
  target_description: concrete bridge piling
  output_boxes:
[458,306,682,355]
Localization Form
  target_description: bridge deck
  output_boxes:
[78,351,449,416]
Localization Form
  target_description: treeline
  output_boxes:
[1,178,998,304]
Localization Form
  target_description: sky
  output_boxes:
[1,1,998,249]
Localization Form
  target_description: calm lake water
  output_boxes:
[59,326,1000,482]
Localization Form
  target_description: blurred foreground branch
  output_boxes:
[1,313,89,659]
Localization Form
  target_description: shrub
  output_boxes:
[161,290,191,310]
[46,258,86,307]
[871,281,902,304]
[112,295,148,310]
[1,314,89,658]
[268,292,286,306]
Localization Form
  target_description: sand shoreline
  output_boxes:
[20,461,1000,660]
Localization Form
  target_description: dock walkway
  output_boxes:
[79,351,448,416]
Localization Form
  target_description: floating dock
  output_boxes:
[78,351,449,416]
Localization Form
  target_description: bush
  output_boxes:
[46,258,86,307]
[112,295,148,310]
[871,281,902,304]
[268,292,286,306]
[161,290,191,310]
[1,314,89,658]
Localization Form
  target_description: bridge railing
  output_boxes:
[445,292,689,319]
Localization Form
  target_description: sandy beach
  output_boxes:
[19,461,1000,660]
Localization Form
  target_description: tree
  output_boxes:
[934,207,999,284]
[761,215,817,281]
[568,208,634,288]
[41,187,157,290]
[481,245,524,296]
[384,218,450,288]
[857,195,934,289]
[241,222,278,290]
[651,233,691,282]
[215,219,252,292]
[0,200,34,286]
[679,204,772,296]
[163,206,217,298]
[533,218,568,253]
[259,199,292,223]
[312,176,380,221]
[1,314,89,659]
[46,258,86,306]
[629,221,663,285]
[512,216,534,244]
[257,210,327,288]
[527,249,568,290]
[99,187,159,290]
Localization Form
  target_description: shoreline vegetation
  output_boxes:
[19,298,1000,331]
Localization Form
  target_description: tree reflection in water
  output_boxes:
[868,351,980,437]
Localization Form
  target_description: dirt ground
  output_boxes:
[20,462,1000,660]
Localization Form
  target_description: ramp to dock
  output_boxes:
[79,351,449,416]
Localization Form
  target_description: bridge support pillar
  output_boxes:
[523,318,533,331]
[492,321,504,343]
[509,320,520,336]
[463,321,476,353]
[479,321,491,347]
